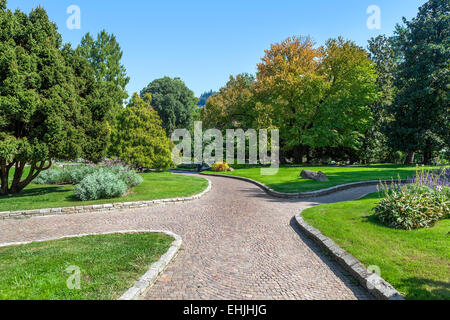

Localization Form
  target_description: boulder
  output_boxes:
[315,171,329,182]
[300,170,329,182]
[228,167,235,172]
[301,170,317,180]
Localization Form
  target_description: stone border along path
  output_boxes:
[0,230,182,300]
[200,172,408,199]
[0,173,403,300]
[0,179,211,221]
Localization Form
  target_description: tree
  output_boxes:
[387,0,449,165]
[112,93,172,169]
[200,73,258,130]
[0,3,111,195]
[78,30,130,130]
[256,36,378,163]
[358,35,397,163]
[140,77,198,135]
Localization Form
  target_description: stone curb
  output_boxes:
[0,178,211,221]
[0,230,182,301]
[118,230,182,300]
[200,172,408,199]
[294,212,405,300]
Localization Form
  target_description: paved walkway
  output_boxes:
[0,174,377,300]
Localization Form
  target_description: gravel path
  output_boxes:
[0,174,377,300]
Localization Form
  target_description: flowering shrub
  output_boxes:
[211,162,230,172]
[373,168,450,230]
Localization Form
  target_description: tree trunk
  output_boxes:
[404,152,415,165]
[293,145,304,164]
[423,150,433,165]
[2,160,52,195]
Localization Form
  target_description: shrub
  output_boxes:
[36,164,144,201]
[211,162,230,172]
[373,169,450,230]
[34,168,72,185]
[109,166,143,188]
[74,170,128,201]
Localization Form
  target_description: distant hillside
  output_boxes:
[197,90,216,107]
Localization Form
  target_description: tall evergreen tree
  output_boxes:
[388,0,449,164]
[111,93,173,169]
[78,30,130,130]
[0,2,111,194]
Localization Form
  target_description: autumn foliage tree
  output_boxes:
[0,2,112,195]
[256,36,379,162]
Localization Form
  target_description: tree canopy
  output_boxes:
[387,0,449,164]
[0,3,111,195]
[111,93,172,169]
[78,30,130,131]
[140,77,198,135]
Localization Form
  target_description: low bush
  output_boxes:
[74,169,128,201]
[36,165,144,201]
[373,168,450,230]
[34,168,71,185]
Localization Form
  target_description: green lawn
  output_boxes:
[302,193,450,300]
[208,164,443,193]
[0,171,208,212]
[0,233,173,300]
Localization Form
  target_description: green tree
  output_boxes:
[140,77,198,135]
[387,0,449,165]
[112,93,172,169]
[359,35,397,163]
[256,37,378,163]
[200,73,258,130]
[0,3,111,195]
[78,30,130,131]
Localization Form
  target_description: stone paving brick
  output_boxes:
[0,174,377,300]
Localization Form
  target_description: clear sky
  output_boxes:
[6,0,427,97]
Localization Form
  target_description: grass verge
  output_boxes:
[208,164,443,193]
[302,192,450,300]
[0,233,173,300]
[0,172,208,212]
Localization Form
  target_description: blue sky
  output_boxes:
[6,0,427,97]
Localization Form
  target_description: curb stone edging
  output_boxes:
[200,172,408,199]
[294,212,405,300]
[0,230,182,301]
[0,178,211,221]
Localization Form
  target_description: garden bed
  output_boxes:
[208,164,442,193]
[302,193,450,300]
[0,233,173,300]
[0,172,208,212]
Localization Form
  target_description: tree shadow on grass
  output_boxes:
[399,277,450,300]
[0,186,71,199]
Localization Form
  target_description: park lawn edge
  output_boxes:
[301,193,450,300]
[0,229,178,300]
[206,164,444,193]
[0,172,209,212]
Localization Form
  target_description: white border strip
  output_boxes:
[0,230,182,301]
